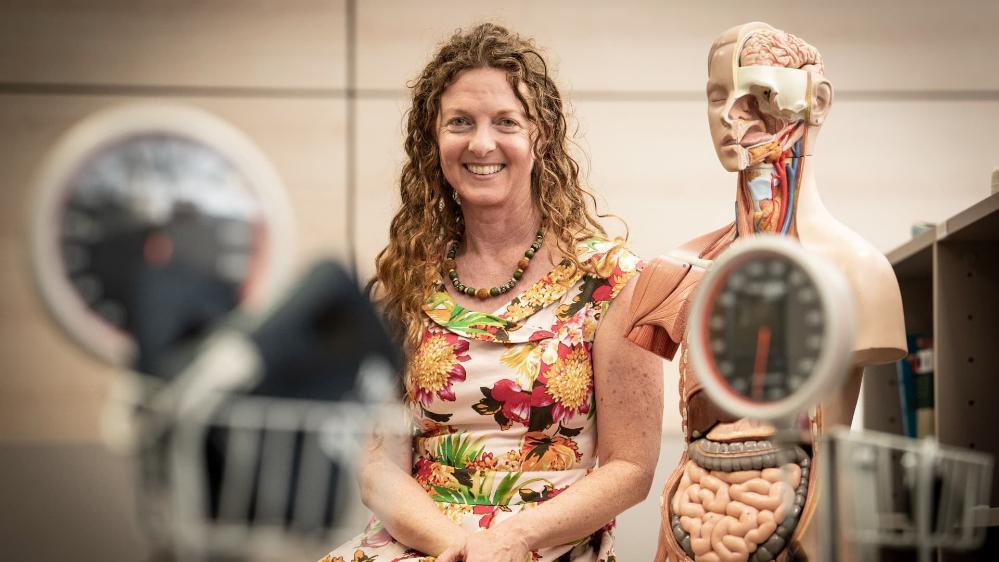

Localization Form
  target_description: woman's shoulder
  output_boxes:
[571,235,644,302]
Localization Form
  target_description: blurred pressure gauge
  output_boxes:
[687,236,856,421]
[30,103,295,366]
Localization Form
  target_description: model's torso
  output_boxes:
[657,213,904,562]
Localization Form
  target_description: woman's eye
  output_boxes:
[447,117,471,129]
[497,118,520,129]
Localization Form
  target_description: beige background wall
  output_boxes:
[1,1,997,560]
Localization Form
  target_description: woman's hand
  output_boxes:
[435,527,530,562]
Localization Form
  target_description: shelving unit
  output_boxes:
[862,192,999,561]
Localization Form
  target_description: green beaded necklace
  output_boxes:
[444,229,544,300]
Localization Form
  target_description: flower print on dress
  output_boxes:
[549,311,588,348]
[474,378,551,429]
[429,432,487,468]
[521,431,582,471]
[556,275,613,320]
[501,261,583,324]
[519,278,565,308]
[473,504,511,528]
[390,551,433,562]
[556,238,642,321]
[320,237,640,562]
[437,501,475,525]
[537,344,593,424]
[358,518,392,549]
[504,301,536,322]
[500,342,543,389]
[413,457,461,493]
[422,290,518,342]
[408,326,469,406]
[319,549,377,562]
[577,237,634,279]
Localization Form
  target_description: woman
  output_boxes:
[321,23,662,562]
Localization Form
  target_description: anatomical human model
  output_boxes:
[627,23,906,562]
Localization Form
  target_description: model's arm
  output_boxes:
[438,278,664,561]
[358,406,469,555]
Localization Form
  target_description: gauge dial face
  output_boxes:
[32,103,295,366]
[58,134,264,339]
[704,255,825,404]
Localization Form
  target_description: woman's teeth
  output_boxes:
[465,164,505,175]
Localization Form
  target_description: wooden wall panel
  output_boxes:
[0,94,346,441]
[355,0,999,93]
[352,95,999,292]
[353,98,407,283]
[353,97,999,444]
[0,0,346,90]
[577,98,999,259]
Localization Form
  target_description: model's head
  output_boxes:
[706,22,832,171]
[374,23,604,354]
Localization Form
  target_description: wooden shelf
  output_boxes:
[886,227,935,275]
[863,192,999,561]
[943,192,999,242]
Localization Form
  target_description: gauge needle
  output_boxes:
[752,326,771,400]
[143,231,174,267]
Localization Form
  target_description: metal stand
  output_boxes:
[820,428,993,562]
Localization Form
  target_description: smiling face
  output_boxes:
[437,67,537,211]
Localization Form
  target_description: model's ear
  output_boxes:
[810,76,833,126]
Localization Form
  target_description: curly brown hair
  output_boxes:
[371,22,608,355]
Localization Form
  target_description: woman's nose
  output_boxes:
[468,125,496,157]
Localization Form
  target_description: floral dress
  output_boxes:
[320,238,643,562]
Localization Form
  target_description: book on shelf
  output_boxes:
[896,334,934,438]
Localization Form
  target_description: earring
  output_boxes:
[452,189,461,206]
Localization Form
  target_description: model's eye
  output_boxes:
[707,87,727,105]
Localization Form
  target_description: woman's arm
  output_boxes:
[358,414,469,555]
[439,278,664,561]
[356,285,468,555]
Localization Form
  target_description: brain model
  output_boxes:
[740,29,824,74]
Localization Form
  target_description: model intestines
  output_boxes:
[671,443,810,562]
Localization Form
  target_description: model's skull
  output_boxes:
[731,65,811,124]
[707,23,829,172]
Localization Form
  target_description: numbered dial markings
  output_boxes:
[58,135,264,332]
[706,256,825,403]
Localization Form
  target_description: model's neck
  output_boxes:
[793,156,830,223]
[735,153,829,238]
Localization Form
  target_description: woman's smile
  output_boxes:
[463,163,506,176]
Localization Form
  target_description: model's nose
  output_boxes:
[727,94,757,123]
